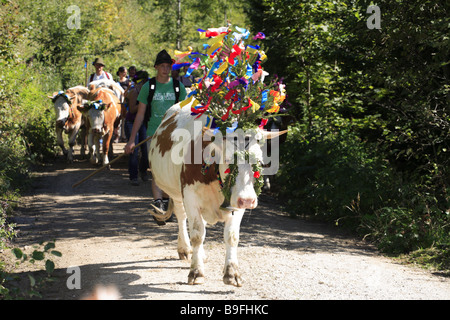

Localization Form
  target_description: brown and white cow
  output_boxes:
[78,87,121,166]
[49,86,89,162]
[148,100,286,287]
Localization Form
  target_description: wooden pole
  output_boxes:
[72,136,152,189]
[84,57,88,87]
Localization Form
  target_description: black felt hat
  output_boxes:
[154,50,173,67]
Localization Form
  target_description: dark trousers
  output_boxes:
[125,121,149,180]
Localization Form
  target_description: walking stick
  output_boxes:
[72,136,152,188]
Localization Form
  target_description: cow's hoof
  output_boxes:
[178,247,191,260]
[178,251,189,260]
[188,269,205,285]
[223,263,243,287]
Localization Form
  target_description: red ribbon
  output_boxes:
[228,44,242,64]
[210,74,223,93]
[259,118,268,129]
[231,98,253,115]
[224,89,237,100]
[191,96,213,119]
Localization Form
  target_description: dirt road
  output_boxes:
[10,143,450,300]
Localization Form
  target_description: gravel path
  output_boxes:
[10,143,450,300]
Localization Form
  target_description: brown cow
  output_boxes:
[78,87,121,166]
[49,86,89,162]
[148,100,286,287]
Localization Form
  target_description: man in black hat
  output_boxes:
[124,50,187,218]
[88,57,113,84]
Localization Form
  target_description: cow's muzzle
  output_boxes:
[91,128,103,135]
[237,198,257,209]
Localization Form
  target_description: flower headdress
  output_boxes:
[51,91,73,105]
[178,25,286,135]
[82,100,107,111]
[175,26,287,209]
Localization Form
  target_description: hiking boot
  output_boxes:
[131,178,139,186]
[162,198,169,211]
[140,172,149,182]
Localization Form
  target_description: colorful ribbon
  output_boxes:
[253,32,266,40]
[198,27,229,38]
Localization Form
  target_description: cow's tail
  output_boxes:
[150,198,174,223]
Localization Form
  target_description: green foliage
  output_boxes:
[276,123,397,222]
[249,0,450,263]
[2,241,61,299]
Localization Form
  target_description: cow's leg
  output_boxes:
[67,124,80,163]
[223,209,244,287]
[88,132,97,165]
[173,199,191,260]
[79,125,87,158]
[94,135,102,165]
[102,132,112,166]
[56,127,67,156]
[187,213,206,285]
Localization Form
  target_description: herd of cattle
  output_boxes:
[48,80,290,287]
[49,80,124,166]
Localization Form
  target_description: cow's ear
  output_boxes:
[258,128,288,140]
[48,92,58,99]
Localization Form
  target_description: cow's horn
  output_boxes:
[259,128,288,140]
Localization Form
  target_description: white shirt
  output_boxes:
[88,71,113,84]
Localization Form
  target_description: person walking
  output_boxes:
[88,57,113,84]
[124,50,187,217]
[125,70,150,185]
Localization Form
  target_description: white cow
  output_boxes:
[49,86,89,162]
[148,99,286,286]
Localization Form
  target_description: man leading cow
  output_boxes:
[125,50,187,214]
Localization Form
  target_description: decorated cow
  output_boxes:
[149,102,286,286]
[48,86,89,162]
[78,87,121,166]
[147,25,288,286]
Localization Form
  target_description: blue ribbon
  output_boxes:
[261,90,268,110]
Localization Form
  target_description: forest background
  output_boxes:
[1,0,449,279]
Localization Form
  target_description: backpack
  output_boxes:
[144,77,180,128]
[89,72,111,83]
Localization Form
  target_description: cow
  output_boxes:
[87,79,125,103]
[88,79,127,141]
[148,99,286,287]
[78,87,121,166]
[48,86,89,162]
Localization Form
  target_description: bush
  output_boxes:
[274,123,450,259]
[275,123,397,222]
